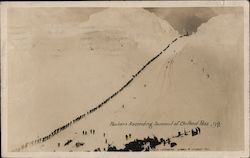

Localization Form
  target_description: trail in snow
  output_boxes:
[14,33,190,152]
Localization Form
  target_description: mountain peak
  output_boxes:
[82,8,179,53]
[86,8,178,34]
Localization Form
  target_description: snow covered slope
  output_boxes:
[8,9,244,152]
[8,8,179,150]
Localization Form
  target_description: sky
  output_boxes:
[145,7,243,34]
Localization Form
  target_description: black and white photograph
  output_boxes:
[1,1,249,158]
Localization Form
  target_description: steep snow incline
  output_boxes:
[8,8,179,150]
[22,34,189,152]
[9,10,244,152]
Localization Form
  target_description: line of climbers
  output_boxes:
[14,33,190,152]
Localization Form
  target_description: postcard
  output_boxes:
[1,1,249,158]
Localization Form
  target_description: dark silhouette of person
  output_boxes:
[191,128,198,136]
[166,138,171,144]
[177,131,182,137]
[170,142,177,148]
[160,138,164,143]
[163,140,166,146]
